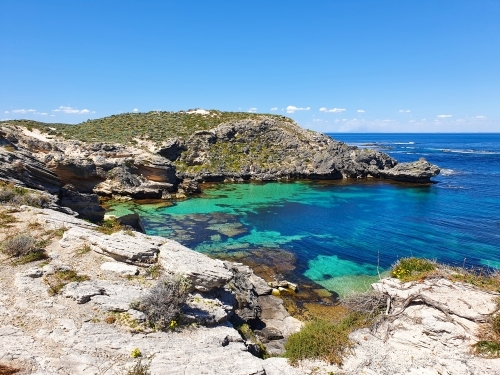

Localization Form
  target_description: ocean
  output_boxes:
[107,133,500,297]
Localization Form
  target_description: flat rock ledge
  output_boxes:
[323,278,500,375]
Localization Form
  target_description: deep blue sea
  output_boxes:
[108,133,500,297]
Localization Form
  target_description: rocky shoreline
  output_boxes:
[0,202,499,374]
[1,115,439,222]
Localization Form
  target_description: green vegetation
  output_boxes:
[44,270,90,295]
[236,323,268,358]
[0,181,51,208]
[9,110,293,145]
[95,217,124,235]
[73,243,92,257]
[284,313,370,366]
[391,257,437,282]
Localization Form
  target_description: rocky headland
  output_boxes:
[1,111,439,221]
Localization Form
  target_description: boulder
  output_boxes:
[60,227,164,265]
[159,240,233,292]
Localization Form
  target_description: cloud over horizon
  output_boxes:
[319,107,346,113]
[437,114,452,118]
[287,105,310,113]
[53,106,93,114]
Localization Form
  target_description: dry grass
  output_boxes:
[0,364,21,375]
[284,312,370,366]
[473,297,500,358]
[45,270,90,295]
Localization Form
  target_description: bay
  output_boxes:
[107,133,500,297]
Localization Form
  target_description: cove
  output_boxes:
[107,178,500,297]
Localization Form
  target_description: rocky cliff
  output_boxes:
[1,112,439,220]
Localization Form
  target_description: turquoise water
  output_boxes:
[108,133,500,297]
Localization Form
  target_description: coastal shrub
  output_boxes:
[1,234,36,257]
[131,274,190,330]
[0,182,51,208]
[391,257,436,282]
[284,313,368,366]
[451,269,500,293]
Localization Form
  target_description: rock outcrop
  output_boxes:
[176,119,439,183]
[1,116,440,222]
[0,204,305,374]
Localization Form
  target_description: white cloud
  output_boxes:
[50,115,55,117]
[399,110,411,113]
[437,114,452,118]
[53,106,92,114]
[319,107,346,113]
[270,107,278,111]
[12,109,28,114]
[287,105,310,113]
[357,109,365,113]
[133,108,138,112]
[27,109,36,112]
[476,115,487,119]
[37,112,48,116]
[4,111,8,114]
[248,107,257,113]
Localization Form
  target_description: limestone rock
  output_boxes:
[159,240,232,292]
[60,227,164,264]
[100,262,139,276]
[61,281,106,304]
[380,157,440,183]
[58,186,105,222]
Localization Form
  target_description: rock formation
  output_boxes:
[1,115,439,220]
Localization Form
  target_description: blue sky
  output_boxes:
[1,1,499,132]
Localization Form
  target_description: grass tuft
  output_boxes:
[95,217,124,235]
[44,270,90,295]
[284,312,369,366]
[391,257,437,282]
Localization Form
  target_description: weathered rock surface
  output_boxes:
[176,119,440,183]
[159,240,233,292]
[327,278,500,375]
[100,261,139,276]
[58,186,105,222]
[60,227,164,264]
[1,117,440,220]
[379,157,441,183]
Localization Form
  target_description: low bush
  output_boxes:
[284,312,369,366]
[391,257,436,282]
[131,274,190,330]
[1,234,36,257]
[0,182,51,208]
